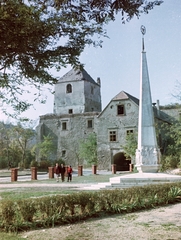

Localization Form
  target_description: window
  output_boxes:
[117,105,124,115]
[62,150,66,157]
[66,84,72,93]
[109,131,117,142]
[87,120,93,128]
[127,130,133,135]
[62,122,67,130]
[69,109,73,114]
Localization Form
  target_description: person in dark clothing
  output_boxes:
[54,163,61,182]
[67,165,73,182]
[60,163,66,182]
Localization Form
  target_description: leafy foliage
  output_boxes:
[1,182,181,233]
[34,134,57,161]
[156,120,181,170]
[0,0,163,117]
[79,133,98,165]
[122,132,137,161]
[0,121,35,169]
[11,123,36,168]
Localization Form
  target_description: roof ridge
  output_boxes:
[58,67,98,85]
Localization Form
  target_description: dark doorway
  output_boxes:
[113,152,131,171]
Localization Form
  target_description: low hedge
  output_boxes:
[1,182,181,232]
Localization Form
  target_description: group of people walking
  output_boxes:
[54,163,72,182]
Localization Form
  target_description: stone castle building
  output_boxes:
[36,67,174,171]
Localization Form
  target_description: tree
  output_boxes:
[122,132,137,163]
[0,122,12,168]
[0,0,163,117]
[11,123,36,168]
[79,133,98,165]
[0,121,35,168]
[35,134,57,161]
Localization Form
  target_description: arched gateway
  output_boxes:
[113,152,131,171]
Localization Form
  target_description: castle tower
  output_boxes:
[53,67,102,115]
[135,26,160,173]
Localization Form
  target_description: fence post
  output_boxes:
[65,166,68,177]
[92,165,97,174]
[129,164,134,172]
[31,167,37,180]
[48,167,54,178]
[11,168,18,182]
[112,164,116,174]
[78,165,83,176]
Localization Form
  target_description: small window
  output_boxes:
[69,109,73,114]
[109,131,117,142]
[87,120,93,128]
[127,130,133,135]
[62,122,67,130]
[66,84,72,93]
[117,105,124,115]
[62,150,66,157]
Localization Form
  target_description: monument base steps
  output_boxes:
[83,173,181,190]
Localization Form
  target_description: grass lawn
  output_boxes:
[0,172,125,239]
[0,170,47,177]
[0,173,124,200]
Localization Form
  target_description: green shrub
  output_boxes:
[0,157,8,169]
[38,160,51,171]
[30,160,38,168]
[17,199,36,222]
[1,183,181,233]
[161,155,180,171]
[0,200,16,225]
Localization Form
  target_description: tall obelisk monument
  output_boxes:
[135,26,160,173]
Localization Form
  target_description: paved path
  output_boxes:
[0,182,93,190]
[0,169,117,190]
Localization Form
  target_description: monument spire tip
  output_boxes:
[140,25,146,52]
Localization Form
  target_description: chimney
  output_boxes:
[156,100,160,117]
[156,100,160,111]
[97,77,101,86]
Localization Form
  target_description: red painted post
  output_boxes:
[129,164,134,172]
[31,167,37,180]
[92,165,97,174]
[11,168,18,182]
[65,166,68,177]
[78,165,83,176]
[48,167,54,178]
[112,164,116,174]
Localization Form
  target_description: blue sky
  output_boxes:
[1,0,181,122]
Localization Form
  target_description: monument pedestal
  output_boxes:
[83,172,181,190]
[135,165,160,173]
